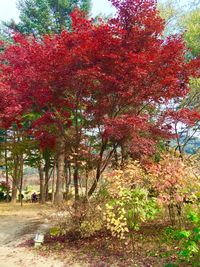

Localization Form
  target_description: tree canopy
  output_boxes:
[4,0,91,35]
[0,0,200,203]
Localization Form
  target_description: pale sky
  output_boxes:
[0,0,115,23]
[0,0,195,24]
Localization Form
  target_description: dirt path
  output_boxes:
[0,215,40,245]
[0,204,66,267]
[0,204,88,267]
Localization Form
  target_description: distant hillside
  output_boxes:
[171,136,200,155]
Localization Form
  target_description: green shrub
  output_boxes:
[165,209,200,266]
[104,187,159,241]
[50,197,105,239]
[175,211,200,264]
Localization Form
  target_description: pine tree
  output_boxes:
[4,0,92,35]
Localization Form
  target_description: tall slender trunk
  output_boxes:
[4,133,9,202]
[51,162,56,204]
[74,165,79,201]
[11,186,18,204]
[66,163,71,198]
[85,168,89,200]
[73,104,81,201]
[64,161,71,199]
[39,163,45,204]
[11,155,19,204]
[44,155,50,201]
[121,143,128,166]
[88,142,106,197]
[54,136,65,204]
[113,144,119,168]
[19,157,24,207]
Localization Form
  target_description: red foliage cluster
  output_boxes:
[165,108,200,126]
[0,81,22,128]
[0,0,199,154]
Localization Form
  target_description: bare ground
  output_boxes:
[0,203,84,267]
[0,203,175,267]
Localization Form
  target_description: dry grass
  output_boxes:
[0,202,56,216]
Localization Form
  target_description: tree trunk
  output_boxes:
[39,163,45,204]
[88,142,106,197]
[19,157,24,207]
[121,143,128,166]
[66,166,71,196]
[4,134,9,202]
[51,163,56,204]
[85,168,89,200]
[54,136,65,204]
[64,162,71,199]
[11,155,19,204]
[11,186,18,204]
[44,155,50,201]
[74,165,79,201]
[113,144,119,168]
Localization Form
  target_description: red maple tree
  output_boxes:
[0,0,199,202]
